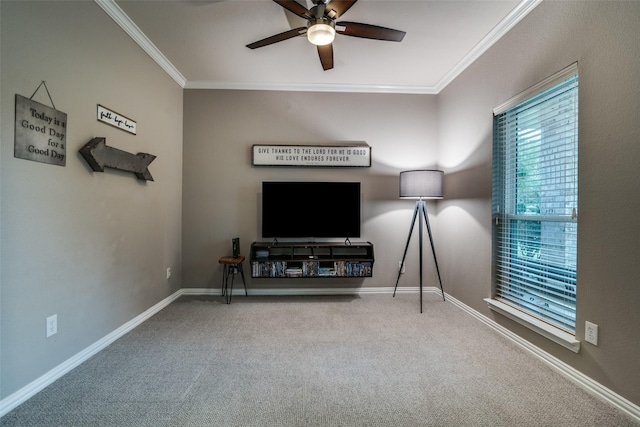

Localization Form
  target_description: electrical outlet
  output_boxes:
[399,261,406,274]
[46,315,57,338]
[585,321,598,346]
[166,268,171,279]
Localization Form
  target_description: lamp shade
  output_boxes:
[400,170,444,199]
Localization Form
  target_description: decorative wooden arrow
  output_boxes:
[79,137,156,181]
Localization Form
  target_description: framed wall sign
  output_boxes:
[14,94,67,166]
[252,144,371,167]
[97,104,137,134]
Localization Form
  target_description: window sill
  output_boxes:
[484,298,581,353]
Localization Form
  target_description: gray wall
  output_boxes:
[437,1,640,404]
[0,1,183,398]
[2,0,639,412]
[182,89,439,291]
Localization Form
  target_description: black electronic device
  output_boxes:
[261,181,361,239]
[232,237,240,257]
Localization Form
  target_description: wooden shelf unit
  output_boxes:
[250,241,374,278]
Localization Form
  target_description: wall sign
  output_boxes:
[14,94,67,166]
[97,104,137,134]
[252,144,371,167]
[79,137,155,181]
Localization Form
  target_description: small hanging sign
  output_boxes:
[252,143,371,167]
[97,104,137,135]
[14,84,67,166]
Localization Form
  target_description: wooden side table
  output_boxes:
[218,255,248,304]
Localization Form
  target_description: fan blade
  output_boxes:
[336,21,406,42]
[273,0,312,19]
[325,0,357,19]
[247,27,307,49]
[317,44,334,71]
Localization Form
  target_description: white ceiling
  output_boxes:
[104,0,540,94]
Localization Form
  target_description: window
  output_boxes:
[492,64,578,335]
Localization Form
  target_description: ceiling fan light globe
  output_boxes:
[307,23,335,46]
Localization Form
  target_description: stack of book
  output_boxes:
[286,267,303,277]
[251,261,287,277]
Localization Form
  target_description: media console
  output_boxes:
[250,241,374,278]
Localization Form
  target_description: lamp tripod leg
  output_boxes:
[422,202,445,301]
[393,203,419,298]
[418,202,424,313]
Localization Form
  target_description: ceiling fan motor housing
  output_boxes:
[307,17,336,46]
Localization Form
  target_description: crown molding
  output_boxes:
[95,0,187,88]
[433,0,543,93]
[97,0,540,94]
[184,80,437,94]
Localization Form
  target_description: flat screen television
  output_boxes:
[262,181,361,239]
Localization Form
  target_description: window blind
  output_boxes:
[492,66,578,333]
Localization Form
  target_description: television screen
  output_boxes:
[262,181,361,239]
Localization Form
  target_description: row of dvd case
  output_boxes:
[251,261,372,278]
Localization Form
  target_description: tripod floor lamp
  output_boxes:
[393,170,445,312]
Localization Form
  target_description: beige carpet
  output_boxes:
[1,292,637,426]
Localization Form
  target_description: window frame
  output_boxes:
[487,63,580,352]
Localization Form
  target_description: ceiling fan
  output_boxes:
[246,0,406,71]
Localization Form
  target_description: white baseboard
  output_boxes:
[0,286,420,416]
[444,293,640,422]
[0,290,183,418]
[2,286,638,423]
